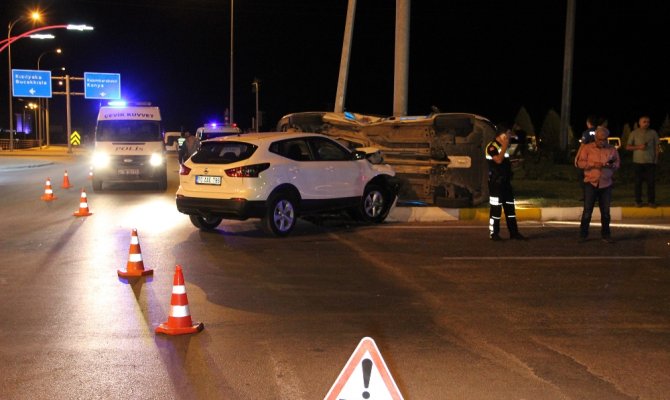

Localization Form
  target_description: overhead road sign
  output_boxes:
[84,72,121,100]
[12,69,52,98]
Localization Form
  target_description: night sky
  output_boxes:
[2,0,669,138]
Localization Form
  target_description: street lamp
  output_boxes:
[37,48,61,147]
[252,79,260,132]
[229,0,234,125]
[7,11,42,151]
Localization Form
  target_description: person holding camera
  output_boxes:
[486,124,527,241]
[576,126,620,243]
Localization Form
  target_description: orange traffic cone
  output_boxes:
[73,188,93,217]
[118,229,154,278]
[61,170,73,189]
[40,178,57,201]
[155,265,204,335]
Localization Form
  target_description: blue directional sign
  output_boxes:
[12,69,52,98]
[84,72,121,100]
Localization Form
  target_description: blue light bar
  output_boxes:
[108,100,127,107]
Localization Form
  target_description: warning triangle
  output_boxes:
[324,337,404,400]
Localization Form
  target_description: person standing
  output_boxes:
[626,115,659,207]
[179,131,197,164]
[574,115,601,200]
[576,126,620,243]
[486,124,527,241]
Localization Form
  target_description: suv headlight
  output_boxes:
[92,151,110,168]
[150,152,164,166]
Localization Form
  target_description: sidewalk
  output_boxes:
[2,145,668,222]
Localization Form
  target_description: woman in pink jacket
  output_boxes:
[575,126,620,243]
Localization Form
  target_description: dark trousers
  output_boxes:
[488,180,519,237]
[580,183,612,238]
[634,163,656,204]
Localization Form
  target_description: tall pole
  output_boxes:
[8,20,17,151]
[335,0,356,113]
[229,0,234,124]
[560,0,576,153]
[65,75,72,154]
[393,0,410,117]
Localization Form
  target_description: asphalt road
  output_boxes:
[1,153,669,399]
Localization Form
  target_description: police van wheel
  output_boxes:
[189,215,222,231]
[92,178,102,192]
[157,173,168,191]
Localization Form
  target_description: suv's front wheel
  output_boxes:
[189,215,223,231]
[357,184,393,223]
[263,193,298,237]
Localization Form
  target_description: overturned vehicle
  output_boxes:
[277,111,496,207]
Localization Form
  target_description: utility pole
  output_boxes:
[393,0,410,117]
[560,0,576,153]
[335,0,356,113]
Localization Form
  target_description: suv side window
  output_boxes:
[308,137,351,161]
[191,141,257,164]
[270,139,313,161]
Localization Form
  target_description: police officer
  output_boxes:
[486,123,527,241]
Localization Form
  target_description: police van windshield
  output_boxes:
[96,120,162,142]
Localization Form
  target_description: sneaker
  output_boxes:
[601,237,616,244]
[489,234,503,241]
[510,233,528,241]
[578,236,588,243]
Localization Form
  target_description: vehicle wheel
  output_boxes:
[262,193,298,237]
[358,184,393,223]
[157,172,168,191]
[92,178,102,192]
[189,215,223,231]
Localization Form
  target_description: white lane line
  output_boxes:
[443,256,662,260]
[378,222,670,230]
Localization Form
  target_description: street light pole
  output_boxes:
[7,12,41,151]
[252,79,260,132]
[37,48,61,147]
[229,0,234,125]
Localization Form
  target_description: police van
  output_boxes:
[195,123,242,142]
[91,103,168,191]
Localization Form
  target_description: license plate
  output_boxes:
[118,168,140,175]
[195,175,222,185]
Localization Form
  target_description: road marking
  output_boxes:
[442,256,661,260]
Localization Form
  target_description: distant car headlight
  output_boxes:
[150,153,164,166]
[92,152,110,168]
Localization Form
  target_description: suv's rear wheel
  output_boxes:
[263,193,297,237]
[189,215,223,231]
[358,184,392,223]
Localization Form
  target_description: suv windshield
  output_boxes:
[191,141,257,164]
[96,120,162,142]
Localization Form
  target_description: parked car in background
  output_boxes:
[164,131,183,151]
[176,132,399,236]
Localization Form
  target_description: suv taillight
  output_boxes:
[225,163,270,178]
[179,164,191,175]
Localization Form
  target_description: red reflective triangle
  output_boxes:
[324,337,404,400]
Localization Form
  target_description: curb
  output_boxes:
[387,205,669,223]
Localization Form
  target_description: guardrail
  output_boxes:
[0,139,41,150]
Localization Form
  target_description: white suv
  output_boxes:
[176,132,399,236]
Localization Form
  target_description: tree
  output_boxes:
[540,109,561,151]
[514,106,535,136]
[659,114,670,137]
